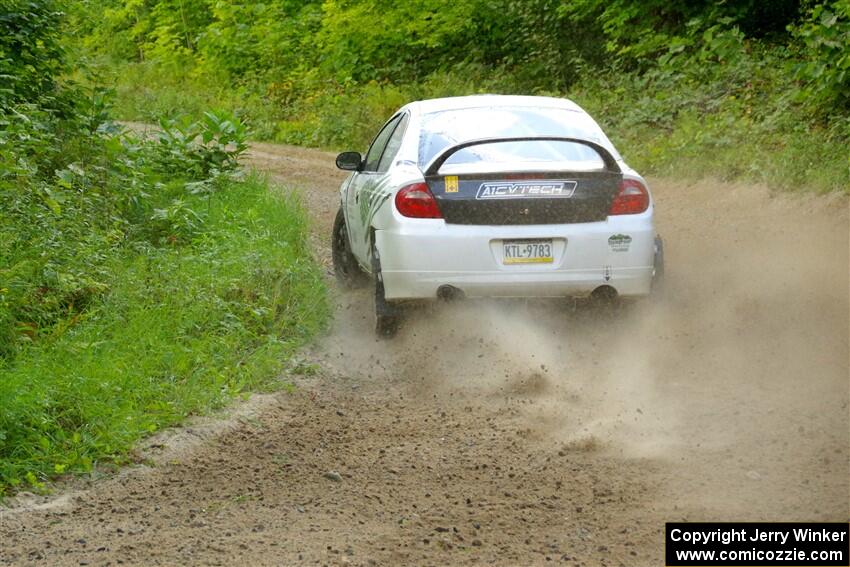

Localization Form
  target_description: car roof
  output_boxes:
[405,94,586,115]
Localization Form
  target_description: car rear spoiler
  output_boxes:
[422,136,622,177]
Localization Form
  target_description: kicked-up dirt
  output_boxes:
[1,141,848,566]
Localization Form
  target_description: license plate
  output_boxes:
[502,239,553,264]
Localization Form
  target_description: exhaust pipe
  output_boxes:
[590,285,618,304]
[437,285,465,301]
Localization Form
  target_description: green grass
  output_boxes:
[0,174,329,494]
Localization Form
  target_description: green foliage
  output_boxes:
[0,0,66,106]
[0,1,328,493]
[317,0,483,82]
[74,0,213,64]
[792,0,850,113]
[0,105,329,492]
[196,1,323,79]
[0,105,251,357]
[559,0,801,65]
[153,111,248,179]
[0,174,328,493]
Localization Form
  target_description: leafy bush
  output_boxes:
[0,0,65,106]
[153,111,247,180]
[792,0,850,114]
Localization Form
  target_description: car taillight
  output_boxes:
[609,179,649,215]
[395,182,443,219]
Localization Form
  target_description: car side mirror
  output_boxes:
[336,151,362,171]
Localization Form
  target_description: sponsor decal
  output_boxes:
[444,175,459,193]
[603,265,612,282]
[476,180,577,200]
[608,233,632,252]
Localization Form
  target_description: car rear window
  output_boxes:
[418,106,621,171]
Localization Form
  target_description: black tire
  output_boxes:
[331,207,367,288]
[371,244,401,339]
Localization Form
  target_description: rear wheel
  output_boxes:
[372,244,401,339]
[331,207,367,288]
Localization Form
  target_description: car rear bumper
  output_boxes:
[375,216,656,300]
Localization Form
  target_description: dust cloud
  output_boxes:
[316,178,850,521]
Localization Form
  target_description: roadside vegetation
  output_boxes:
[72,0,849,193]
[0,2,328,494]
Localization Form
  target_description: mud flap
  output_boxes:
[652,235,665,292]
[372,244,401,338]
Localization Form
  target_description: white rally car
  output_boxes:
[332,95,663,337]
